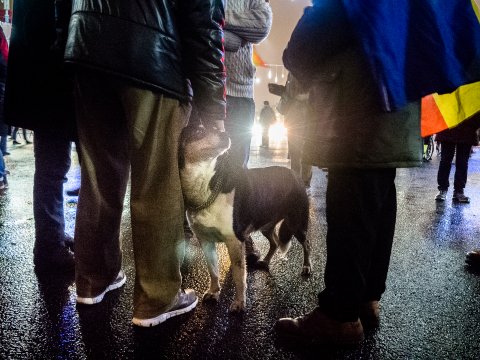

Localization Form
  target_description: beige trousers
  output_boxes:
[74,72,190,318]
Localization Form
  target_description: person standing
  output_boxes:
[258,100,276,148]
[0,25,9,188]
[275,1,423,345]
[0,26,9,159]
[224,0,272,167]
[65,0,226,327]
[270,73,313,187]
[5,0,76,269]
[224,0,272,266]
[434,113,480,203]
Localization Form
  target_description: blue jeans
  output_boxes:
[33,130,71,247]
[225,96,255,168]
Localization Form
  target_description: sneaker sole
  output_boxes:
[77,272,126,305]
[132,297,198,327]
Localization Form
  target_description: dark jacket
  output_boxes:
[435,113,480,145]
[64,0,226,125]
[4,0,76,139]
[283,2,423,169]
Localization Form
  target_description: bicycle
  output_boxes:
[12,128,34,144]
[423,135,434,161]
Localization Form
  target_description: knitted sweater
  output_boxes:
[225,0,272,98]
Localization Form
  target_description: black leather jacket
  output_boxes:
[65,0,226,123]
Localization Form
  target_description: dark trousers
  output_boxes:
[318,168,397,322]
[225,96,255,168]
[33,130,72,247]
[437,141,472,192]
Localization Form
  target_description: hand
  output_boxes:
[268,83,285,96]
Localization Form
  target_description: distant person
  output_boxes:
[434,113,480,203]
[5,0,76,269]
[258,100,276,148]
[0,26,8,159]
[224,0,272,168]
[0,25,8,189]
[65,0,226,327]
[269,73,312,187]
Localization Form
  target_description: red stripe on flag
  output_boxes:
[421,95,448,137]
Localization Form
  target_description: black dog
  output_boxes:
[180,125,311,312]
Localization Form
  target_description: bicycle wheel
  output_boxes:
[424,136,434,161]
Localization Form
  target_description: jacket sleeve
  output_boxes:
[225,0,272,45]
[178,0,226,126]
[283,1,353,83]
[225,30,243,52]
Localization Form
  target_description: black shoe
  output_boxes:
[66,187,80,196]
[12,141,20,145]
[466,250,480,271]
[26,141,32,144]
[33,244,74,270]
[275,307,364,346]
[453,191,470,203]
[3,152,10,155]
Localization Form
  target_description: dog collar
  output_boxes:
[185,157,226,212]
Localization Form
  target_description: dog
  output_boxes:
[179,125,311,312]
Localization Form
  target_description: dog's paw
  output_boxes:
[301,265,312,276]
[256,260,270,271]
[203,291,220,302]
[229,300,246,313]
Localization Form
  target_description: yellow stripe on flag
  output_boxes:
[421,82,480,137]
[473,0,480,21]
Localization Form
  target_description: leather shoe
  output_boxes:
[275,307,364,346]
[466,250,480,270]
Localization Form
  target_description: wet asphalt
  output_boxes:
[0,137,480,360]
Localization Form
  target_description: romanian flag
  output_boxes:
[343,0,480,111]
[252,47,267,67]
[421,82,480,137]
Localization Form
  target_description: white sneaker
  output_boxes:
[77,270,126,305]
[132,289,198,327]
[435,190,447,201]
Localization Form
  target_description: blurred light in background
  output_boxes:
[251,121,288,147]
